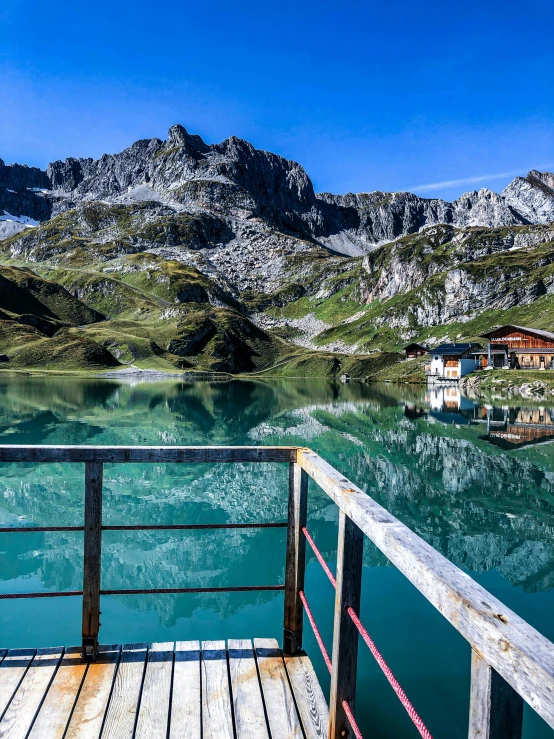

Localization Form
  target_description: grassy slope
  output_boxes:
[2,207,554,378]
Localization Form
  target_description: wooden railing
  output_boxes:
[0,444,553,738]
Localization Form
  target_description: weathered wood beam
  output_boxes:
[284,463,308,655]
[296,448,554,729]
[0,445,297,463]
[328,512,364,739]
[469,650,523,739]
[82,462,103,662]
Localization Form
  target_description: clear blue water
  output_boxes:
[1,376,553,737]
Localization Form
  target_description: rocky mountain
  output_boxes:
[1,124,554,374]
[2,124,554,253]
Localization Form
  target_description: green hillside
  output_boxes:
[1,210,554,378]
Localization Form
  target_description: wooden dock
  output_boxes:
[0,639,327,738]
[2,444,554,738]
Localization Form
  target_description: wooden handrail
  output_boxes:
[296,447,554,736]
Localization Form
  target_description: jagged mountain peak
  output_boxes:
[527,169,554,191]
[1,125,554,255]
[502,169,554,225]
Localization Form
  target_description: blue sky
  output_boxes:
[1,0,553,199]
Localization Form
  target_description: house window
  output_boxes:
[434,356,439,361]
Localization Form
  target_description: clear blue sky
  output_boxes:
[1,0,553,200]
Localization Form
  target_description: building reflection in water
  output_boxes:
[478,406,554,449]
[406,385,554,450]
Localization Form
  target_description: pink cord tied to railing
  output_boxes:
[301,526,434,739]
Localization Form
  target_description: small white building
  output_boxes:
[427,343,482,381]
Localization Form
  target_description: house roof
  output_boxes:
[431,343,480,355]
[480,325,554,342]
[403,343,429,351]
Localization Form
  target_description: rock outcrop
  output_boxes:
[502,170,554,225]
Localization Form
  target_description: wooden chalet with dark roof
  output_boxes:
[403,342,429,359]
[476,325,554,370]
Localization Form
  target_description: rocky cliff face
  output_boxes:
[343,222,554,337]
[2,124,554,256]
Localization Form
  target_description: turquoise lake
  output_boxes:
[1,376,554,738]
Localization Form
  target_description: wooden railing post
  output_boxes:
[329,511,364,739]
[283,462,308,655]
[469,649,523,739]
[82,461,103,662]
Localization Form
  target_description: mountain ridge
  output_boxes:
[1,125,554,376]
[2,124,554,253]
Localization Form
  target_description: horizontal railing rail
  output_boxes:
[0,522,288,533]
[0,444,553,739]
[0,444,297,463]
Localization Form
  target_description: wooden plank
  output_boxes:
[82,461,103,661]
[284,650,329,739]
[169,641,201,739]
[297,448,554,729]
[228,639,269,738]
[0,647,63,739]
[201,640,234,739]
[254,638,303,739]
[65,644,121,739]
[0,445,296,464]
[328,512,364,739]
[28,647,87,739]
[134,642,174,739]
[102,643,147,739]
[0,649,36,720]
[469,650,523,739]
[284,462,308,655]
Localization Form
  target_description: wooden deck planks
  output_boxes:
[28,647,87,739]
[64,645,121,739]
[170,641,201,739]
[228,639,269,738]
[134,642,174,739]
[201,640,234,739]
[254,638,304,739]
[0,647,63,739]
[284,651,329,739]
[0,639,328,738]
[101,643,147,739]
[0,649,36,721]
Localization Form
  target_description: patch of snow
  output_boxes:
[6,189,16,193]
[0,212,40,240]
[26,187,49,193]
[1,211,40,226]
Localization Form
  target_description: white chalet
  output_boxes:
[426,343,482,382]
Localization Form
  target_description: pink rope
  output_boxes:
[342,700,364,739]
[300,526,433,739]
[298,590,332,673]
[302,527,337,587]
[300,593,365,738]
[347,607,434,739]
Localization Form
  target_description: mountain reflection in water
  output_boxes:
[1,376,554,738]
